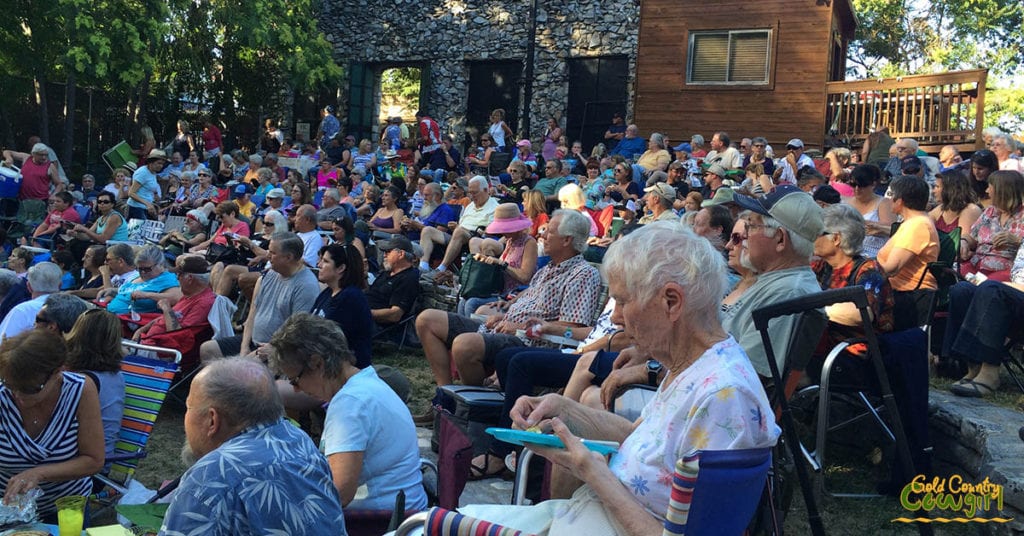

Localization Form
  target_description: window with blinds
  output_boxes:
[687,30,771,85]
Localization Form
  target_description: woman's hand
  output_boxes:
[526,417,606,482]
[72,223,88,233]
[509,393,564,431]
[991,231,1021,251]
[3,468,43,503]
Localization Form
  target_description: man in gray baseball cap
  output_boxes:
[725,185,823,378]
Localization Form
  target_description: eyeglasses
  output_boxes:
[753,144,765,148]
[286,365,307,387]
[137,264,156,274]
[263,221,275,227]
[786,146,800,151]
[96,199,113,205]
[0,373,52,395]
[729,232,744,246]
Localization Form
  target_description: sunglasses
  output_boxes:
[729,232,744,246]
[137,264,156,274]
[96,199,113,204]
[263,221,275,227]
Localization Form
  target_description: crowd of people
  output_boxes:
[0,110,1021,534]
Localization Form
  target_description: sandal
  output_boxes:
[468,452,511,481]
[950,379,997,398]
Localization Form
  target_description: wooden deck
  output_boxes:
[825,69,987,154]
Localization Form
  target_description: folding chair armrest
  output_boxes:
[395,511,430,536]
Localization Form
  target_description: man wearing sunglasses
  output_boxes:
[0,262,62,339]
[774,138,814,186]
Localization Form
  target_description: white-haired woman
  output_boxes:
[452,222,779,534]
[634,132,671,176]
[812,204,894,351]
[100,244,181,315]
[160,209,209,257]
[558,183,599,236]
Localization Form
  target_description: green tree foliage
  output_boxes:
[850,0,1024,78]
[161,0,342,120]
[0,0,340,165]
[850,0,1024,129]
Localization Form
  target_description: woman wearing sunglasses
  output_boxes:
[0,329,104,521]
[100,244,181,315]
[68,191,128,261]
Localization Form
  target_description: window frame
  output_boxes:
[686,28,774,87]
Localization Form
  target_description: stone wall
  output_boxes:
[928,390,1023,534]
[319,0,640,143]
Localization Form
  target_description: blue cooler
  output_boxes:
[0,166,22,198]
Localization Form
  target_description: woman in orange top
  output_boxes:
[876,175,938,330]
[523,189,549,238]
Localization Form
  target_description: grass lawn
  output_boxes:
[133,342,1003,534]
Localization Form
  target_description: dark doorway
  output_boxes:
[566,56,629,153]
[347,62,376,144]
[466,60,522,151]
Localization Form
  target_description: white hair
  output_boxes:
[552,209,590,253]
[468,175,489,191]
[760,215,816,260]
[27,262,63,294]
[263,209,289,231]
[602,222,727,334]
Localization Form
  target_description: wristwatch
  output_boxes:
[646,359,663,386]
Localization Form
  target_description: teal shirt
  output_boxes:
[533,176,568,197]
[107,270,179,314]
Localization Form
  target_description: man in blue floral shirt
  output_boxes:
[160,358,346,536]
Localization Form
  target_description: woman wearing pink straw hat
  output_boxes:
[458,203,539,316]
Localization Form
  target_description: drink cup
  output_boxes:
[56,495,86,536]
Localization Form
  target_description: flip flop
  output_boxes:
[467,453,510,481]
[950,379,996,398]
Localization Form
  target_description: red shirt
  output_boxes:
[19,158,53,201]
[44,206,81,229]
[211,220,250,246]
[143,287,216,338]
[202,125,222,151]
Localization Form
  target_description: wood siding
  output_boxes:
[634,0,853,150]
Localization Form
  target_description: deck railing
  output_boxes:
[825,69,987,151]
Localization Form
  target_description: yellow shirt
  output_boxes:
[636,150,670,171]
[235,198,257,219]
[877,214,938,290]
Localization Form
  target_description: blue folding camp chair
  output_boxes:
[397,448,772,536]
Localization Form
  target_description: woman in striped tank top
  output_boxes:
[0,330,104,519]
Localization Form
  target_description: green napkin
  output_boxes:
[114,503,168,532]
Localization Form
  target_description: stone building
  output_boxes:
[317,0,640,151]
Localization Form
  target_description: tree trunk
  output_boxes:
[0,102,15,149]
[33,75,50,143]
[62,69,77,170]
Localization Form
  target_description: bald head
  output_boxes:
[295,204,317,232]
[193,357,284,432]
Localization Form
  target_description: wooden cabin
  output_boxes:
[632,0,986,153]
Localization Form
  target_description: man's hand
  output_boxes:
[484,314,504,330]
[157,298,173,313]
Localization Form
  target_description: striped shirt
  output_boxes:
[0,373,91,516]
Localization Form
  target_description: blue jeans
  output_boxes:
[457,296,499,316]
[942,280,1024,365]
[490,347,582,457]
